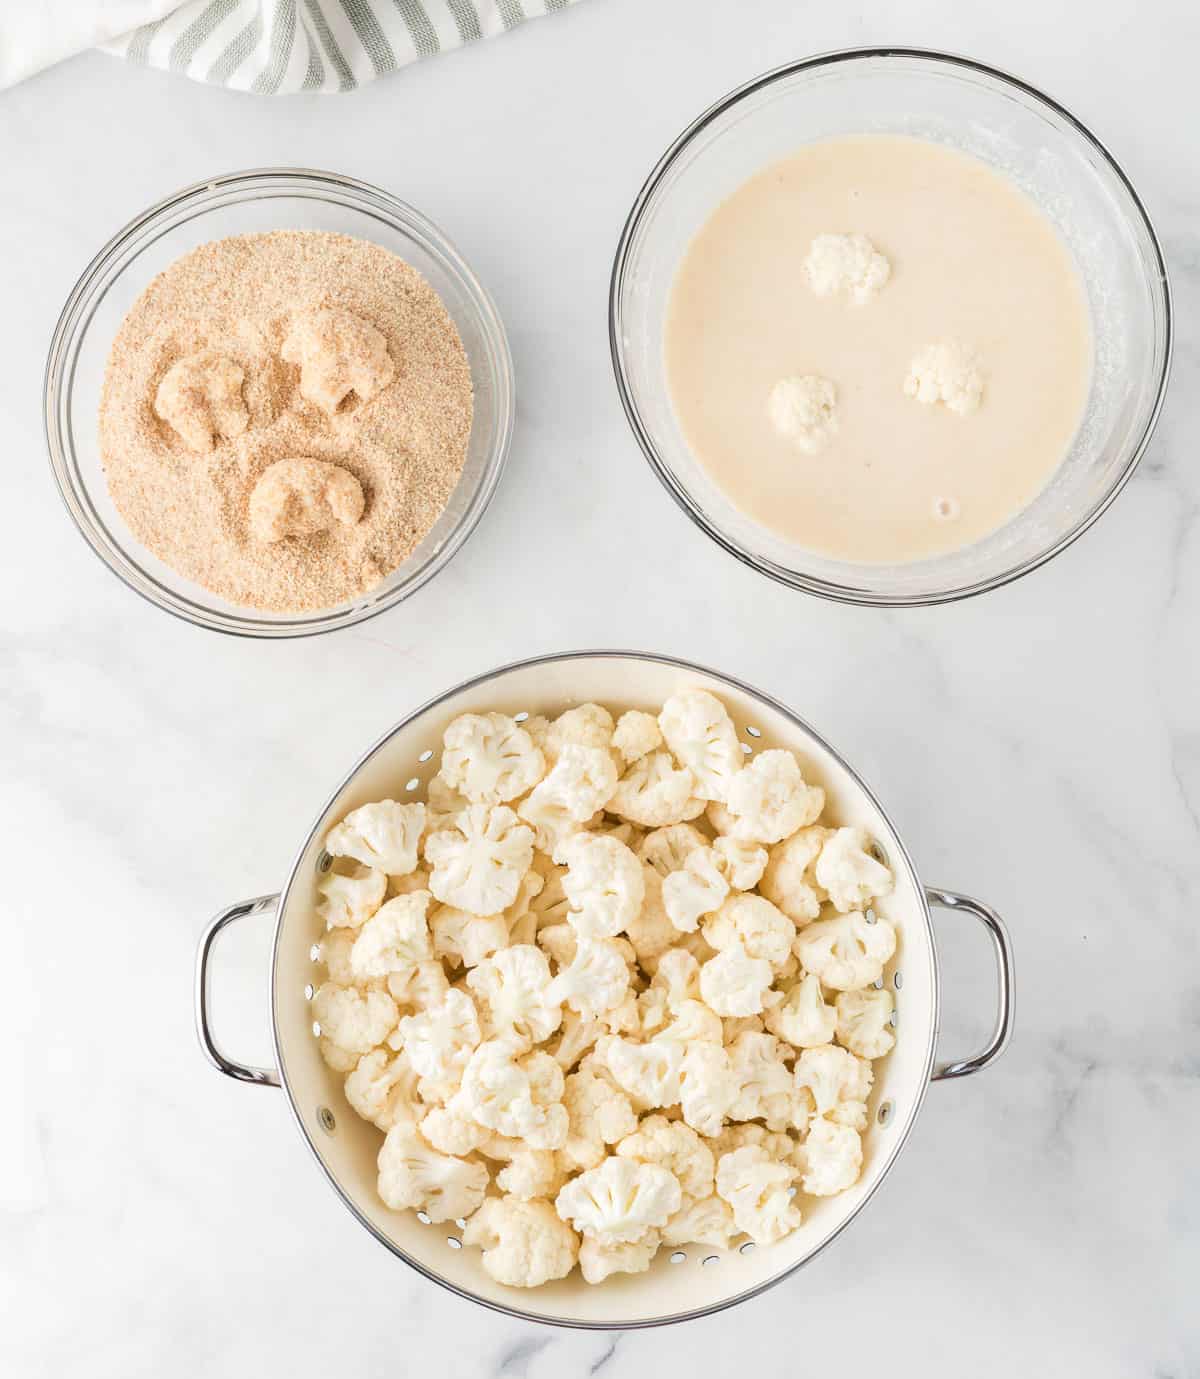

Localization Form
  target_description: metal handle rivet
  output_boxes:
[317,1106,336,1134]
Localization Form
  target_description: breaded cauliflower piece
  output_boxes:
[703,893,795,969]
[663,847,730,934]
[385,959,449,1014]
[638,823,709,878]
[793,909,897,991]
[835,987,896,1059]
[350,891,433,982]
[793,1045,873,1131]
[395,988,481,1089]
[376,1125,487,1224]
[449,1038,568,1150]
[419,1104,489,1157]
[316,858,386,929]
[608,751,705,828]
[312,981,398,1054]
[622,865,679,967]
[803,232,891,304]
[154,348,248,452]
[699,943,774,1017]
[579,1230,662,1285]
[759,826,829,925]
[658,689,743,803]
[904,340,984,416]
[726,1031,798,1132]
[616,1114,715,1200]
[715,1146,802,1245]
[677,1043,738,1137]
[463,1196,579,1288]
[712,837,768,891]
[801,1119,864,1196]
[430,904,509,969]
[467,944,562,1046]
[440,712,546,806]
[547,937,632,1018]
[722,750,825,845]
[612,710,663,764]
[523,743,618,823]
[597,1035,684,1111]
[766,972,838,1049]
[561,1064,638,1172]
[560,833,645,940]
[815,827,894,913]
[425,804,534,916]
[767,375,838,454]
[248,457,365,544]
[282,306,395,415]
[344,1049,419,1131]
[555,1156,682,1245]
[662,1194,738,1248]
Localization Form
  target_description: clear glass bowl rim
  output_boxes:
[44,166,515,638]
[608,46,1174,607]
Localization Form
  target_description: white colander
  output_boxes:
[196,651,1013,1328]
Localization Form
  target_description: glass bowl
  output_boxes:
[609,48,1172,606]
[45,168,515,637]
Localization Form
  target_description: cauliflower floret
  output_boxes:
[767,375,838,454]
[467,945,562,1046]
[515,791,589,865]
[651,949,702,1011]
[312,982,398,1054]
[723,750,825,845]
[547,937,632,1018]
[377,1125,487,1224]
[316,859,386,929]
[660,998,723,1045]
[766,972,837,1049]
[835,987,896,1059]
[154,348,248,452]
[503,867,546,948]
[793,1045,873,1130]
[803,232,891,304]
[676,1042,738,1138]
[282,306,395,414]
[663,847,730,933]
[638,824,709,880]
[801,1119,864,1196]
[712,837,768,891]
[814,827,894,913]
[699,943,774,1017]
[344,1049,419,1131]
[449,1038,568,1150]
[622,865,680,967]
[550,1010,605,1072]
[555,1156,682,1245]
[658,690,743,803]
[726,1032,798,1131]
[523,743,618,823]
[715,1146,801,1244]
[707,1122,800,1166]
[616,1114,714,1200]
[759,826,829,925]
[560,833,645,940]
[612,710,663,764]
[388,866,431,898]
[425,805,534,916]
[537,921,578,970]
[317,927,357,985]
[662,1194,738,1248]
[543,703,615,765]
[385,959,449,1013]
[527,853,570,927]
[703,893,794,968]
[608,751,705,828]
[440,712,546,806]
[424,774,468,832]
[248,456,365,543]
[597,1035,684,1111]
[478,1135,568,1200]
[395,988,481,1089]
[430,904,509,969]
[561,1064,638,1172]
[722,1015,764,1043]
[904,340,984,416]
[349,891,433,982]
[319,1035,363,1074]
[793,909,897,991]
[463,1196,579,1288]
[579,1231,661,1285]
[419,1104,489,1156]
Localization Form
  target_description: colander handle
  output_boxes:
[195,894,282,1088]
[926,886,1014,1081]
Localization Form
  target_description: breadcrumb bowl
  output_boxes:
[197,652,1013,1327]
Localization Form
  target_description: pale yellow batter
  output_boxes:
[665,135,1092,564]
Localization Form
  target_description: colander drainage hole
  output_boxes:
[416,1211,431,1225]
[455,1218,467,1229]
[669,1251,686,1264]
[311,1021,321,1038]
[317,1107,336,1135]
[745,726,762,738]
[514,711,529,723]
[740,742,752,756]
[701,1255,720,1268]
[878,1100,894,1126]
[309,943,321,962]
[894,971,903,989]
[739,1242,756,1256]
[446,1237,462,1250]
[304,983,314,1000]
[404,777,420,792]
[418,750,434,763]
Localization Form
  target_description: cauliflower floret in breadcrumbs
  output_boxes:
[249,457,365,544]
[154,348,248,452]
[282,306,395,415]
[463,1196,579,1288]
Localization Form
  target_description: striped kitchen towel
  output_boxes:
[0,0,577,93]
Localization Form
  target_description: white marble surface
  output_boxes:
[2,0,1197,1373]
